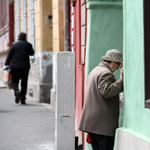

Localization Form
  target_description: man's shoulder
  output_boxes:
[94,65,111,74]
[11,41,18,45]
[88,66,110,81]
[12,40,25,45]
[10,41,19,48]
[26,41,33,47]
[14,40,32,46]
[92,66,113,81]
[25,41,31,45]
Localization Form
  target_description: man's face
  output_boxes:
[115,62,121,69]
[110,62,120,72]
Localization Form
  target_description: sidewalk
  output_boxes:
[0,86,55,150]
[0,79,7,88]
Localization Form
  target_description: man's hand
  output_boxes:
[3,65,9,70]
[120,67,123,80]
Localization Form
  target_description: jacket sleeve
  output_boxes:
[98,72,123,99]
[29,43,34,56]
[5,44,14,66]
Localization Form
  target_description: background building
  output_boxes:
[0,0,9,83]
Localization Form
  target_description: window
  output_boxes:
[22,0,27,33]
[16,0,20,41]
[29,0,35,49]
[144,0,150,108]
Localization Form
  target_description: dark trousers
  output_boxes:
[11,67,29,100]
[89,133,114,150]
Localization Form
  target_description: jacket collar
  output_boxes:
[18,38,26,41]
[99,62,113,73]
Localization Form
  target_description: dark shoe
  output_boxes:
[21,101,26,105]
[20,96,26,105]
[15,91,20,104]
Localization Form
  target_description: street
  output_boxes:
[0,88,55,150]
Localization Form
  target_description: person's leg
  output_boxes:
[95,134,114,150]
[89,133,101,150]
[11,68,21,103]
[20,68,29,104]
[11,68,20,95]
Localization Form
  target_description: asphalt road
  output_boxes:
[0,88,55,150]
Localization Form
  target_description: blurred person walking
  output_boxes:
[4,32,34,104]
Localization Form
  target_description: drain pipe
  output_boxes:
[64,0,70,51]
[8,0,14,85]
[9,0,14,47]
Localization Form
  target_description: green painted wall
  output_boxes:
[85,0,123,149]
[122,0,145,131]
[114,0,150,149]
[120,0,150,138]
[85,0,123,81]
[122,0,146,132]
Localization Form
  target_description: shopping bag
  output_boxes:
[86,133,91,144]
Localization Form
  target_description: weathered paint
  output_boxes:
[41,0,52,53]
[28,51,53,103]
[85,0,123,149]
[114,0,150,149]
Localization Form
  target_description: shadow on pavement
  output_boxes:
[0,110,14,113]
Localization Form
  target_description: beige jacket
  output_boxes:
[79,62,123,136]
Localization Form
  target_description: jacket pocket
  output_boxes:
[106,96,119,115]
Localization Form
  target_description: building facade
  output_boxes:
[0,0,9,83]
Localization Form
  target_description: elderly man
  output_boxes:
[4,32,34,104]
[79,49,123,150]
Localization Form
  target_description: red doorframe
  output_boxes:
[70,0,87,147]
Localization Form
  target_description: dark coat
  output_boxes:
[5,39,34,68]
[79,62,123,137]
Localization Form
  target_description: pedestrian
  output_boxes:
[3,32,34,104]
[79,49,123,150]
